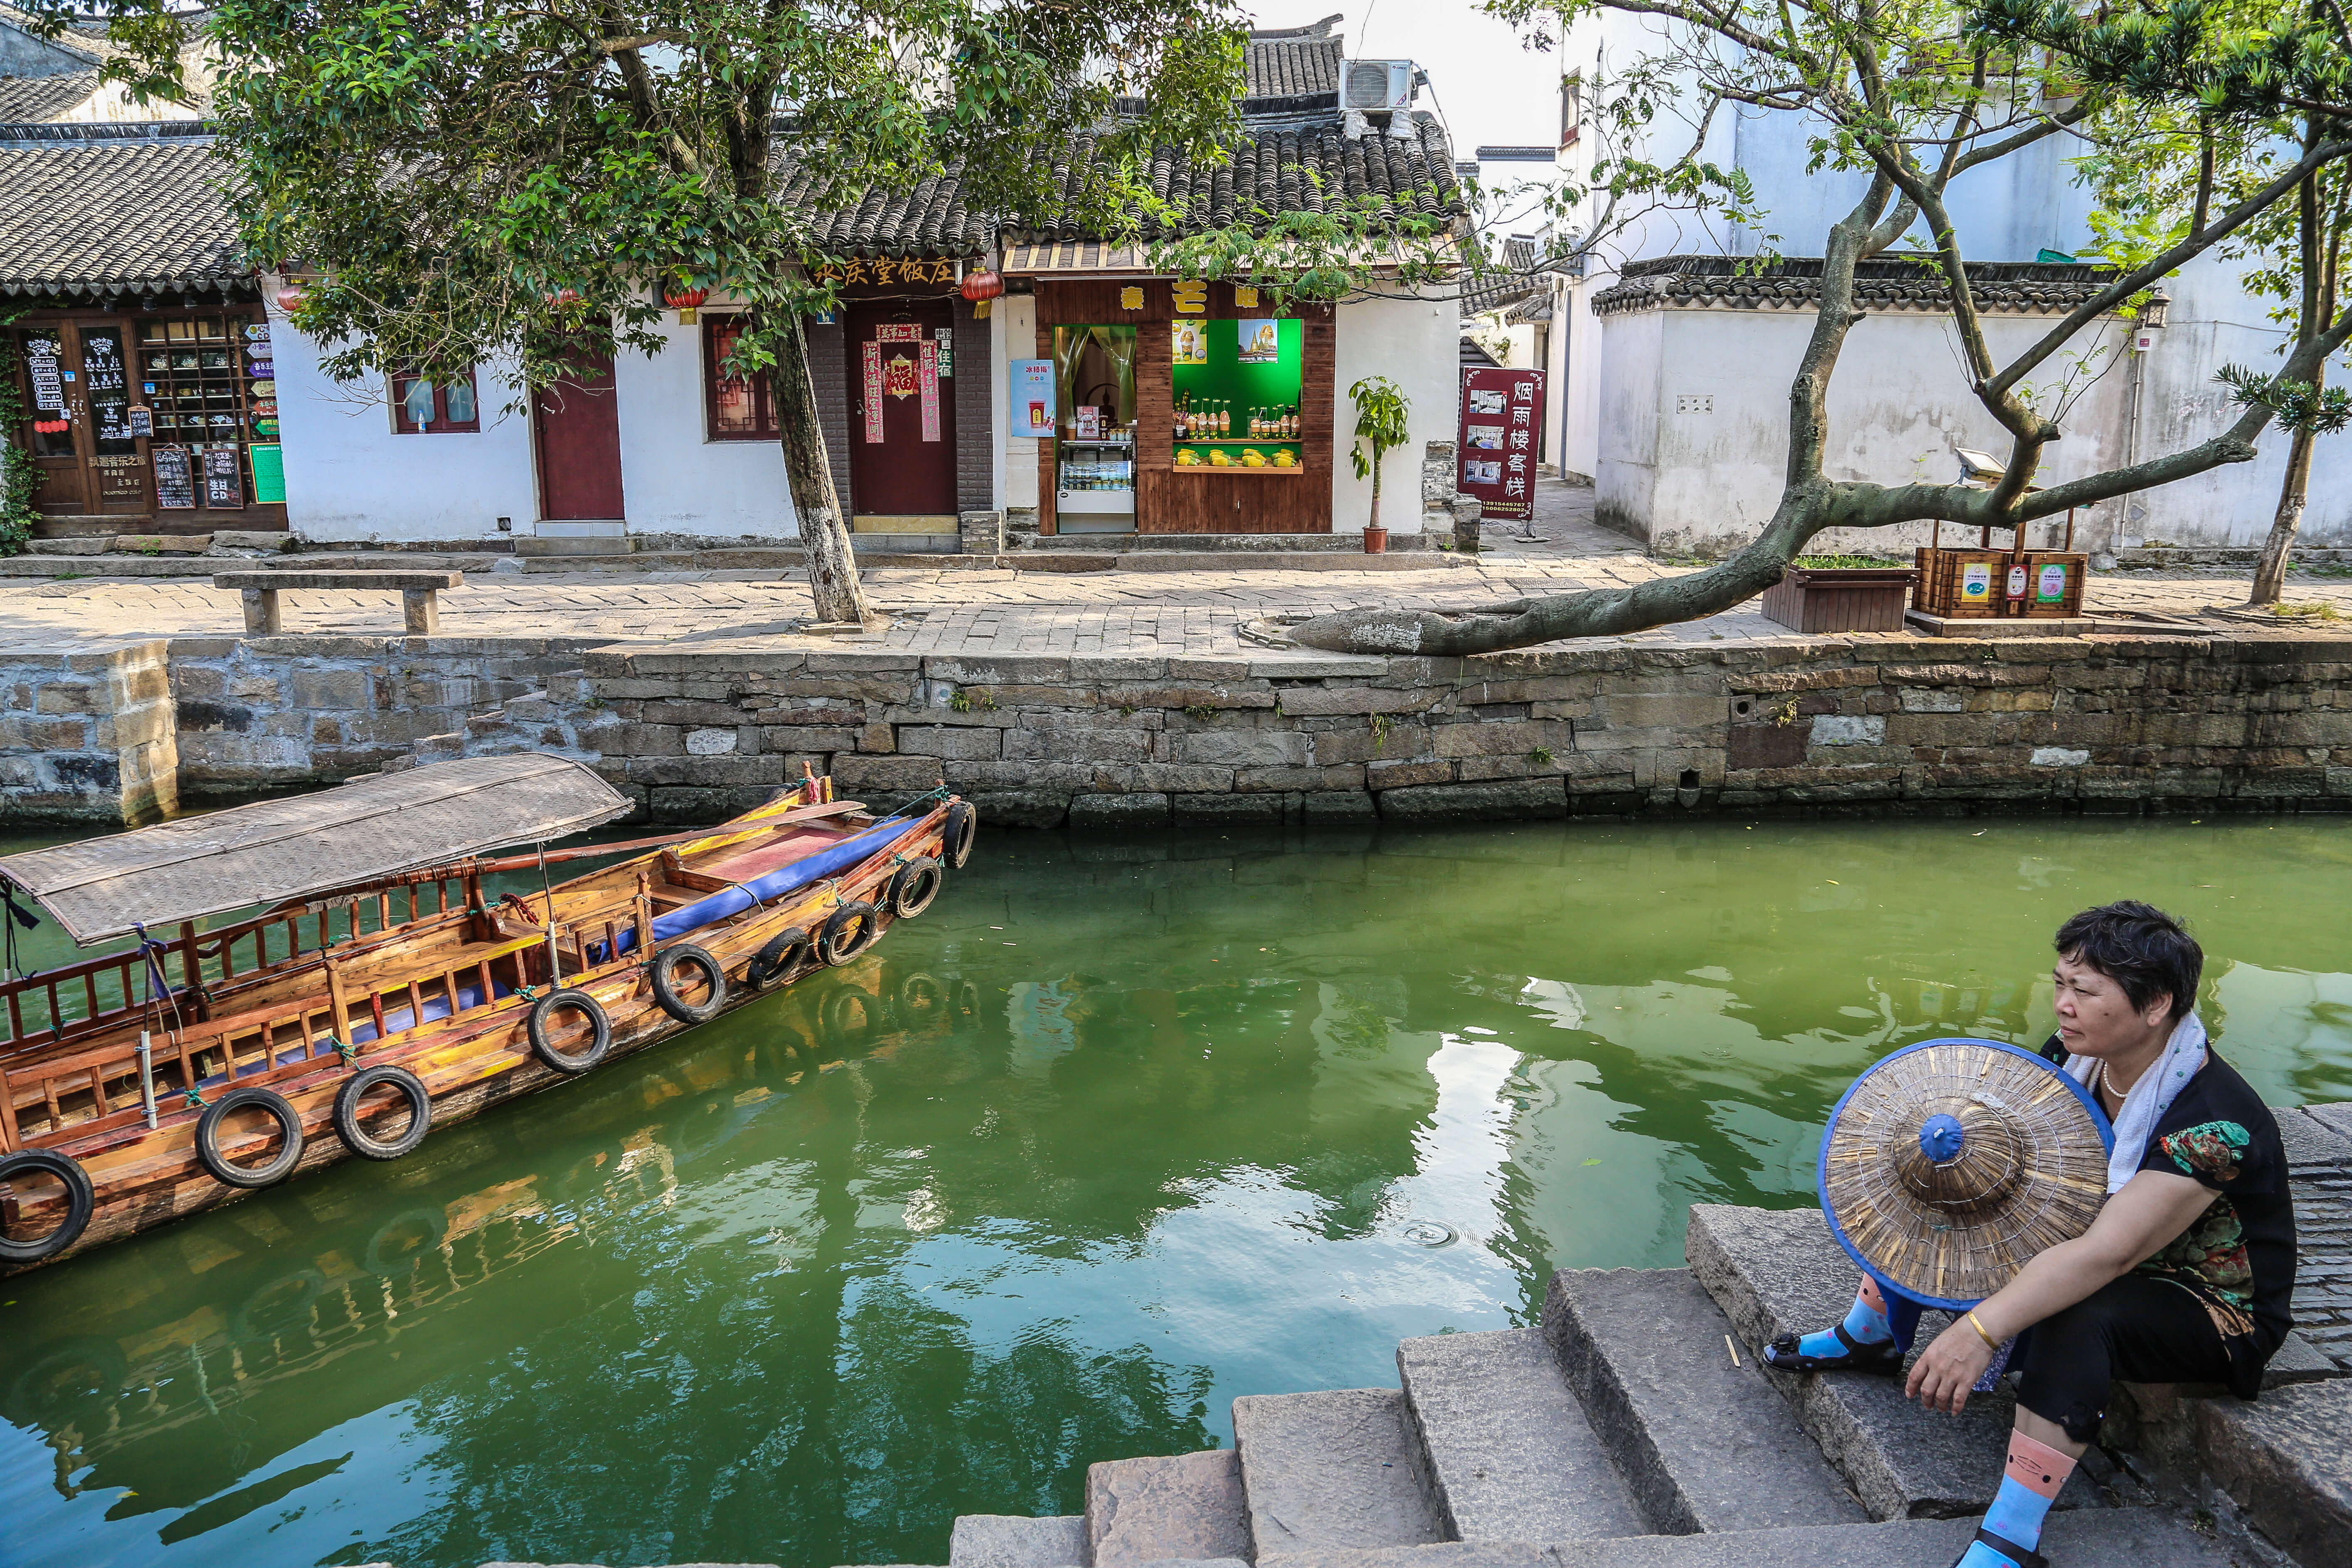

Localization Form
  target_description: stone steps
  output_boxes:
[949,1514,1087,1568]
[1232,1389,1445,1561]
[1542,1269,1863,1535]
[1394,1329,1641,1544]
[1087,1449,1254,1566]
[1683,1203,2104,1521]
[1217,1506,2236,1568]
[2193,1370,2352,1566]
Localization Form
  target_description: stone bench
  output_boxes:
[212,570,463,635]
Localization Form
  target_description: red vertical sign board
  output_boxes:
[1457,368,1545,521]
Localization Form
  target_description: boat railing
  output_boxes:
[0,875,482,1064]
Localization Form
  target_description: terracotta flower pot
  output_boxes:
[1363,526,1389,555]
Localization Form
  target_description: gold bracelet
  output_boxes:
[1966,1311,2000,1351]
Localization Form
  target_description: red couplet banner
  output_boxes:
[1456,367,1545,521]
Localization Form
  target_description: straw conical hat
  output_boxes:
[1819,1038,2113,1309]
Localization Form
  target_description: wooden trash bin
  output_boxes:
[1761,566,1919,633]
[1913,548,2087,619]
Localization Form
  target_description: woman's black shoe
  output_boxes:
[1946,1525,2046,1568]
[1760,1322,1906,1374]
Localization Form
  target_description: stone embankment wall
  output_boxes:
[0,639,179,823]
[5,634,2352,825]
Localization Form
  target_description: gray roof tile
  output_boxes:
[0,70,100,121]
[0,134,244,295]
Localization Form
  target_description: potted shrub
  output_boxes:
[1349,375,1409,553]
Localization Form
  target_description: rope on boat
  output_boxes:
[183,1086,208,1110]
[331,1035,355,1067]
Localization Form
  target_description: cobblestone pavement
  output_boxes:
[3,478,2348,654]
[2290,1104,2352,1373]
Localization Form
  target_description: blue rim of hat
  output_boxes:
[1816,1037,2115,1311]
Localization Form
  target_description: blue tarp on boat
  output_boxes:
[597,816,922,961]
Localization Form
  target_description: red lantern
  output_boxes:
[274,281,306,313]
[664,284,709,324]
[546,287,582,307]
[959,268,1004,302]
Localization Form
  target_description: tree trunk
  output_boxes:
[2250,418,2317,606]
[1367,448,1384,533]
[771,313,871,625]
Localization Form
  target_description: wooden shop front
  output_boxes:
[7,299,286,535]
[1023,272,1336,536]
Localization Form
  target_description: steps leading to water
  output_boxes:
[1394,1328,1641,1544]
[1087,1449,1254,1566]
[1543,1268,1863,1535]
[1232,1389,1445,1561]
[950,1514,1086,1568]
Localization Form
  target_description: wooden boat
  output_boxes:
[0,754,975,1273]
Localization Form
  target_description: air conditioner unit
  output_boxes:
[1342,59,1414,113]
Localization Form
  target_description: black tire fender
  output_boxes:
[196,1087,307,1190]
[817,901,881,967]
[0,1149,95,1265]
[332,1065,432,1161]
[887,857,944,919]
[529,989,612,1074]
[745,926,811,989]
[650,942,728,1024]
[943,801,977,869]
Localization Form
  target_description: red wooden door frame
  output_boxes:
[533,346,625,520]
[844,299,957,523]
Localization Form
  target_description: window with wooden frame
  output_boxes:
[703,314,777,440]
[389,368,482,433]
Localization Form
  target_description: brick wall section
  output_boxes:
[955,296,993,516]
[805,316,854,515]
[0,638,178,823]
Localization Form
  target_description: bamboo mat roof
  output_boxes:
[0,754,632,945]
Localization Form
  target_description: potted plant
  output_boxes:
[1349,374,1409,553]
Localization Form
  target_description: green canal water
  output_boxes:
[3,816,2351,1568]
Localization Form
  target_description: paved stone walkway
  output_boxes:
[3,478,2347,654]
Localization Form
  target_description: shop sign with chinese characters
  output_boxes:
[813,258,961,289]
[1456,368,1546,520]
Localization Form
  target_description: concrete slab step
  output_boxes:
[2194,1376,2352,1567]
[1393,1328,1642,1543]
[1683,1205,2101,1521]
[1543,1268,1864,1534]
[1086,1449,1253,1566]
[949,1515,1087,1568]
[1228,1506,2234,1568]
[1232,1388,1445,1561]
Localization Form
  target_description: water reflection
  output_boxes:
[0,816,2347,1568]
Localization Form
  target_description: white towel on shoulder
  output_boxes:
[2063,1011,2209,1194]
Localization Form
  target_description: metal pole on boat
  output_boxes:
[137,1030,158,1129]
[538,842,563,986]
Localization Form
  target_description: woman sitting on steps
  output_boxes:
[1765,901,2296,1568]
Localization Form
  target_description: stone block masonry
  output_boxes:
[0,637,178,823]
[10,632,2352,827]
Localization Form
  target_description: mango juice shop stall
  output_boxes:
[1004,256,1339,537]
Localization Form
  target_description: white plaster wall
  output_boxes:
[267,292,538,543]
[1602,306,2130,556]
[610,316,796,540]
[2121,251,2352,549]
[998,293,1039,510]
[1334,295,1456,535]
[1557,278,1602,484]
[1594,306,1663,538]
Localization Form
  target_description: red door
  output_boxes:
[533,347,624,519]
[846,299,956,525]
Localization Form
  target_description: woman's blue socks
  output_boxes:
[1957,1430,2076,1566]
[1794,1280,1893,1359]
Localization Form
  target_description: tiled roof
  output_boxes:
[0,135,246,295]
[1248,35,1342,97]
[1592,254,2121,316]
[1008,114,1464,244]
[772,154,990,258]
[1461,235,1549,316]
[0,70,99,121]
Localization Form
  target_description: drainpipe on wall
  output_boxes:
[2119,292,2169,543]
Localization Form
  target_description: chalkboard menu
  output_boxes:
[153,445,197,509]
[202,447,245,509]
[25,333,64,412]
[80,327,135,453]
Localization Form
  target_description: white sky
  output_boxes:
[1241,2,1566,163]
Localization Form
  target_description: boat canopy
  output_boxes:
[0,754,634,946]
